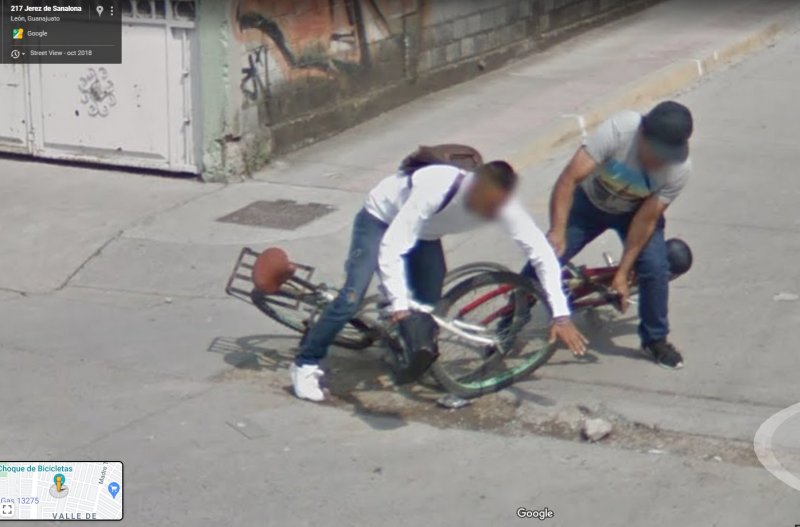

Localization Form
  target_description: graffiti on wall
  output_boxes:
[232,0,419,94]
[241,45,268,101]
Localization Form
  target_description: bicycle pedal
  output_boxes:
[437,394,471,409]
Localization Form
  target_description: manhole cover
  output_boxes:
[217,200,335,230]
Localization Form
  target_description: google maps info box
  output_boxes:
[0,462,123,521]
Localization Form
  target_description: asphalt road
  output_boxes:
[2,7,800,527]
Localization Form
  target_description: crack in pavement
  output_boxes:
[69,384,219,454]
[537,374,791,411]
[56,230,124,291]
[212,347,766,469]
[0,339,223,386]
[342,387,764,468]
[48,185,229,295]
[65,284,230,302]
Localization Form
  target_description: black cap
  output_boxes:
[641,101,693,163]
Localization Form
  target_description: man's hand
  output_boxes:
[546,230,567,257]
[549,317,589,356]
[391,310,411,323]
[610,271,631,313]
[614,196,668,312]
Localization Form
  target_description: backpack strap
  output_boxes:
[435,171,466,214]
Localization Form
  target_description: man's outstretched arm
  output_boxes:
[501,201,588,356]
[548,147,598,256]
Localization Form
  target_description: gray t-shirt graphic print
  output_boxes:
[581,111,691,214]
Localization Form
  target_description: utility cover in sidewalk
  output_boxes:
[217,200,335,230]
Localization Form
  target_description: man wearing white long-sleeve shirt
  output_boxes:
[291,160,587,402]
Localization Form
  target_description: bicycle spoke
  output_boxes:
[433,272,557,398]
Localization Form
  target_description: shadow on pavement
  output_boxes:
[205,332,613,435]
[547,311,650,367]
[207,334,298,371]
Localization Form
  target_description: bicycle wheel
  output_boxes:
[251,286,376,351]
[444,262,512,289]
[431,271,556,398]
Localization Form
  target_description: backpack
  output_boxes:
[399,144,484,175]
[399,144,484,214]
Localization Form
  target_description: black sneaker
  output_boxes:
[642,340,684,370]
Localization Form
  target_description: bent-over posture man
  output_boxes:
[292,159,587,402]
[526,101,693,369]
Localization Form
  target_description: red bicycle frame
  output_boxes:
[564,265,624,310]
[455,264,626,325]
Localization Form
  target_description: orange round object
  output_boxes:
[252,247,295,293]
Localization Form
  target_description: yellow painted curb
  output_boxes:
[511,19,794,171]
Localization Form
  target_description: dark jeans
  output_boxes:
[296,209,446,366]
[523,187,669,345]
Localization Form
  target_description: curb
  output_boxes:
[510,18,794,171]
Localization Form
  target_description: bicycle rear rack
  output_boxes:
[224,247,316,306]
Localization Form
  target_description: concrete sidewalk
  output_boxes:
[2,0,794,298]
[251,0,797,193]
[3,1,800,524]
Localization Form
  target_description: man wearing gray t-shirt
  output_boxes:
[522,101,693,369]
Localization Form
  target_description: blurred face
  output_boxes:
[465,178,512,220]
[638,133,667,172]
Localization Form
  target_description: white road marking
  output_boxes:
[562,114,587,137]
[753,401,800,492]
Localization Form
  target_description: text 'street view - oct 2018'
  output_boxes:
[2,0,121,63]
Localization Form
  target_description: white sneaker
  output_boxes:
[290,363,325,402]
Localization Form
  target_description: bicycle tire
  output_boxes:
[354,262,512,317]
[431,271,557,399]
[251,289,376,351]
[444,262,512,288]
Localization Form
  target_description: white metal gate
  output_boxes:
[0,63,30,153]
[0,0,198,173]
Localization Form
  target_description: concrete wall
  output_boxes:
[196,1,272,182]
[197,0,658,181]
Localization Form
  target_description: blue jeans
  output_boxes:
[523,187,669,345]
[296,209,447,365]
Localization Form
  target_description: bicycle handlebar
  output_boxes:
[407,299,433,314]
[406,300,497,347]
